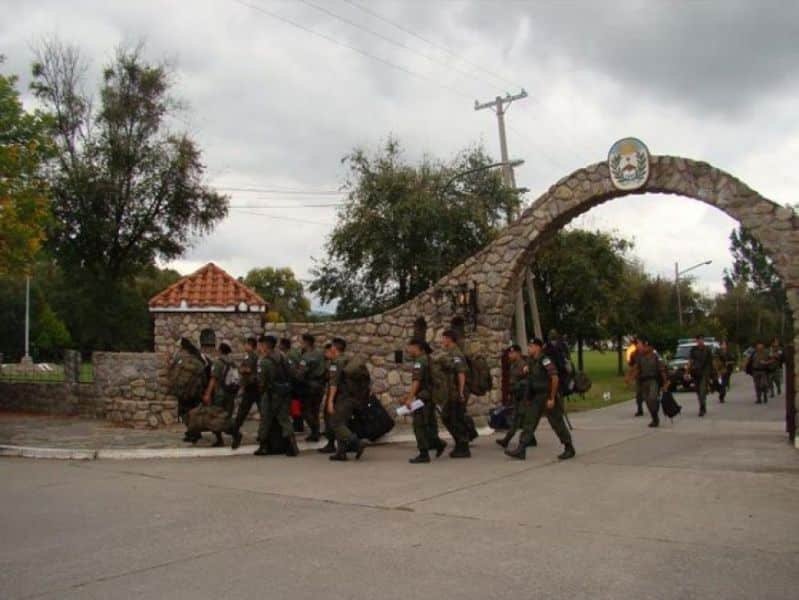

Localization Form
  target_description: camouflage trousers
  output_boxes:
[440,399,470,445]
[412,400,443,452]
[519,394,572,447]
[258,393,293,444]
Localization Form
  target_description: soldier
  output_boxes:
[186,342,235,447]
[297,333,326,442]
[630,337,669,428]
[750,341,774,404]
[626,338,644,417]
[496,344,536,450]
[439,329,471,459]
[714,340,736,403]
[228,337,259,449]
[254,335,299,457]
[769,337,784,397]
[326,337,367,462]
[404,338,447,464]
[506,338,575,461]
[687,334,714,417]
[317,342,338,454]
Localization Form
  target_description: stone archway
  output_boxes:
[267,154,798,430]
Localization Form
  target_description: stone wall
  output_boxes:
[153,312,263,354]
[0,382,98,417]
[93,352,178,429]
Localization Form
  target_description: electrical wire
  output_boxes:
[228,208,335,226]
[229,0,473,100]
[215,186,343,195]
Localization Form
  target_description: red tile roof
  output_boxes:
[148,263,267,312]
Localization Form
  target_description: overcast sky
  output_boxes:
[3,0,798,309]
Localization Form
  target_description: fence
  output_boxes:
[0,350,94,384]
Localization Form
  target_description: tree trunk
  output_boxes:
[577,337,584,371]
[617,334,624,376]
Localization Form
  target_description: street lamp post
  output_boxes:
[675,260,713,329]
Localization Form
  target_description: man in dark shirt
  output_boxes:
[688,335,714,417]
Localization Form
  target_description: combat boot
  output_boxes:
[317,438,336,454]
[230,430,243,450]
[648,417,659,428]
[434,440,447,458]
[526,434,538,447]
[409,450,430,464]
[557,444,576,460]
[505,434,532,460]
[305,427,320,443]
[329,440,348,461]
[354,438,366,460]
[253,445,269,456]
[285,434,299,457]
[212,432,224,447]
[449,442,471,459]
[495,432,513,448]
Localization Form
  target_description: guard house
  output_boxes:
[149,262,267,354]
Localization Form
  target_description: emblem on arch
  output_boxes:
[608,137,650,191]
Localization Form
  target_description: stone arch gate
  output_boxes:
[267,155,797,439]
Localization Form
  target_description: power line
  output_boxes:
[297,0,500,91]
[215,186,344,195]
[228,208,334,226]
[229,203,342,208]
[229,0,473,100]
[341,0,520,90]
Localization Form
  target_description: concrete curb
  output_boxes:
[0,428,495,461]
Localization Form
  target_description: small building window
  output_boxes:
[199,328,216,348]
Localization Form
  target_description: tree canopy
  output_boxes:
[310,137,520,318]
[0,58,53,276]
[243,266,311,322]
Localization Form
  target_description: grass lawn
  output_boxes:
[0,362,94,384]
[566,350,634,413]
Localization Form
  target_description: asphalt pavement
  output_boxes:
[1,374,796,599]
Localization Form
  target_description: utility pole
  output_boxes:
[675,262,683,330]
[475,90,543,345]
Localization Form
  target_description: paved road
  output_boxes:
[1,375,796,599]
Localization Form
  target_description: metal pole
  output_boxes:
[675,262,683,329]
[525,269,543,339]
[24,275,31,361]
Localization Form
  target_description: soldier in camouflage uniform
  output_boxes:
[228,337,259,449]
[714,340,736,403]
[496,344,536,450]
[630,337,669,428]
[750,341,774,404]
[769,337,784,398]
[298,333,326,442]
[326,338,367,462]
[186,342,235,447]
[440,329,471,459]
[506,338,575,461]
[688,335,714,417]
[254,335,299,457]
[404,338,447,464]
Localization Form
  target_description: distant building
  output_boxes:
[149,263,267,354]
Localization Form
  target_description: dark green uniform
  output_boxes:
[298,348,326,437]
[230,349,260,434]
[497,356,532,449]
[751,348,772,404]
[440,347,471,449]
[632,350,666,423]
[186,355,234,435]
[714,348,736,402]
[256,351,294,444]
[769,344,784,397]
[514,354,572,456]
[328,355,359,445]
[410,354,444,454]
[689,345,714,416]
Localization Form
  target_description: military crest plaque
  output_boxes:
[608,138,650,191]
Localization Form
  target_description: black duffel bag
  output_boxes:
[349,394,395,441]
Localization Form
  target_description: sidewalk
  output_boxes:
[0,411,491,460]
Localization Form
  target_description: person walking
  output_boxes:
[228,337,259,449]
[439,329,472,459]
[714,340,736,404]
[769,337,784,398]
[254,335,299,457]
[687,334,714,417]
[630,337,669,428]
[505,338,575,461]
[404,338,447,463]
[496,344,536,450]
[750,341,773,404]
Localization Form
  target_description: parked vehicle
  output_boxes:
[668,338,719,392]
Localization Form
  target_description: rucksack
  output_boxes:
[222,362,241,395]
[342,354,371,404]
[464,353,492,396]
[573,370,592,394]
[744,355,754,376]
[168,348,208,408]
[349,394,395,441]
[546,344,574,396]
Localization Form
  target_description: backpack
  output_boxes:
[573,370,592,394]
[342,354,371,404]
[744,355,754,376]
[660,390,682,420]
[546,344,574,396]
[349,394,395,441]
[464,353,492,396]
[222,362,241,395]
[168,348,208,409]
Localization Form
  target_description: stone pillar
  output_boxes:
[63,350,81,384]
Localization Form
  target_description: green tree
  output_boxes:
[533,229,632,364]
[244,267,310,322]
[311,137,520,317]
[0,57,53,276]
[30,40,227,350]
